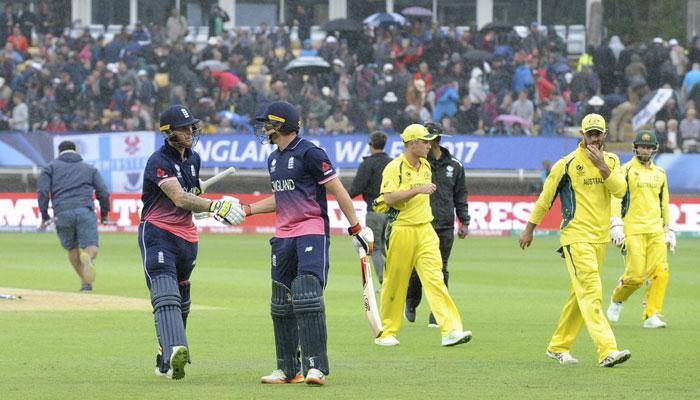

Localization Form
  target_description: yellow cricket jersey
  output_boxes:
[379,154,434,227]
[611,157,670,235]
[530,144,627,245]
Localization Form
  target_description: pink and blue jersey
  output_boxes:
[268,136,337,238]
[141,143,201,243]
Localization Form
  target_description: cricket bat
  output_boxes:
[200,167,236,193]
[359,248,383,338]
[194,167,237,220]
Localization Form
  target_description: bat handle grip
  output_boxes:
[358,247,367,258]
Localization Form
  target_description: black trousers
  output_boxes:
[406,227,454,310]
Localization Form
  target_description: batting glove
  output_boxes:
[665,226,676,253]
[210,198,245,225]
[348,223,374,255]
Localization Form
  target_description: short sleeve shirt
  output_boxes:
[268,136,337,238]
[141,142,201,242]
[380,154,434,227]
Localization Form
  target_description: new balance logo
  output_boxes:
[305,246,313,252]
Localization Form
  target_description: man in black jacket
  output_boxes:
[405,123,470,326]
[349,131,392,284]
[37,140,111,291]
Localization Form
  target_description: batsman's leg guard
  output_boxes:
[292,274,329,376]
[151,275,188,370]
[271,280,301,378]
[179,280,191,329]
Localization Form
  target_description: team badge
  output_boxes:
[270,159,277,173]
[288,156,295,169]
[191,165,195,176]
[446,165,454,178]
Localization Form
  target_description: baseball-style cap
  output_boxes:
[633,130,659,146]
[581,113,606,133]
[400,124,438,142]
[159,105,200,131]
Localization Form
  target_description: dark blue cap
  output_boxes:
[159,105,200,132]
[255,101,300,133]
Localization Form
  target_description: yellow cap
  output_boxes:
[400,124,438,142]
[581,113,606,133]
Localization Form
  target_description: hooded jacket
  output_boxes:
[37,151,110,221]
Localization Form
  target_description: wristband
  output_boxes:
[348,223,361,235]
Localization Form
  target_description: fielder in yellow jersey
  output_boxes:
[519,113,631,367]
[606,131,676,329]
[372,124,472,347]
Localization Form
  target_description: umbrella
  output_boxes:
[401,6,432,17]
[479,21,513,33]
[324,18,362,33]
[195,59,228,71]
[284,56,331,75]
[495,114,532,129]
[463,50,495,63]
[363,13,406,28]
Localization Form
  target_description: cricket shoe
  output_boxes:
[441,330,472,347]
[643,314,667,329]
[607,298,623,323]
[599,349,631,368]
[80,283,92,292]
[260,369,304,384]
[305,368,326,386]
[428,313,439,328]
[155,346,189,379]
[546,349,579,364]
[374,336,400,346]
[404,305,416,323]
[79,251,96,285]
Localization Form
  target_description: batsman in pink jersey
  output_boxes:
[139,105,245,380]
[242,101,374,386]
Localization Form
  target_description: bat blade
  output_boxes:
[200,167,236,193]
[360,252,383,338]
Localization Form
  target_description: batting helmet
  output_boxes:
[159,105,200,132]
[255,101,300,134]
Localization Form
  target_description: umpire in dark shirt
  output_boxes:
[349,131,392,284]
[405,123,470,326]
[38,140,110,291]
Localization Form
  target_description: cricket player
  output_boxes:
[519,113,631,367]
[139,105,245,380]
[245,101,373,386]
[37,140,111,292]
[372,124,472,347]
[606,130,676,328]
[405,122,470,327]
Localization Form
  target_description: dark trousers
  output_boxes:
[406,227,454,310]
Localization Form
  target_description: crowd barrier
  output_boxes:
[2,193,699,236]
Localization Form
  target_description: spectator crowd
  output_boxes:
[0,2,698,153]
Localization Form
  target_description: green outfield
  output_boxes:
[1,233,699,399]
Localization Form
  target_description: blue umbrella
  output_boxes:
[363,13,406,28]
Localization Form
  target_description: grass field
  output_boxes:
[1,233,699,399]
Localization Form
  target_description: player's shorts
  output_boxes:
[138,221,198,286]
[270,234,330,288]
[55,207,98,250]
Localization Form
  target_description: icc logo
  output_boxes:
[124,135,141,155]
